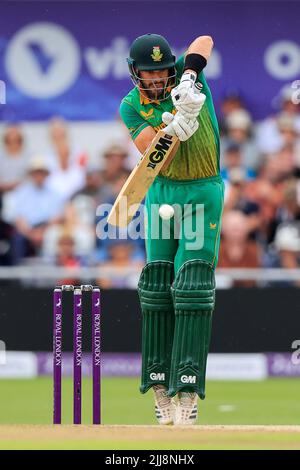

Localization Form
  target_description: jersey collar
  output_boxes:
[139,91,160,106]
[138,84,173,105]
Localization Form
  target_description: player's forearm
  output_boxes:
[134,126,157,154]
[181,36,213,83]
[186,35,214,60]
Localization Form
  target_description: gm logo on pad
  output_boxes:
[150,372,165,381]
[180,375,196,384]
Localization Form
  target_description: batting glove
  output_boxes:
[171,72,206,119]
[162,111,199,142]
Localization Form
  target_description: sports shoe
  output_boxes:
[174,391,198,425]
[153,385,175,425]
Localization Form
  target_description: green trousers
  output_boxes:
[145,175,224,271]
[138,175,225,398]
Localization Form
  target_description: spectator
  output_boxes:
[92,145,129,206]
[257,85,300,154]
[65,166,103,228]
[95,169,132,237]
[64,167,132,258]
[266,178,300,246]
[0,125,29,193]
[3,156,65,262]
[221,109,260,170]
[223,170,261,237]
[95,168,144,248]
[47,118,87,201]
[54,229,82,286]
[277,113,299,150]
[95,169,144,251]
[278,178,300,222]
[218,93,246,135]
[42,221,95,266]
[245,155,286,244]
[74,165,102,200]
[106,169,131,204]
[97,238,144,289]
[277,85,300,126]
[279,145,298,179]
[273,222,300,287]
[56,231,80,267]
[218,210,261,286]
[221,93,245,115]
[101,144,128,183]
[263,179,300,270]
[221,142,256,182]
[118,114,142,170]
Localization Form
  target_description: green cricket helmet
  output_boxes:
[127,33,177,101]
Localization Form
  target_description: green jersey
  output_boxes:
[119,55,220,181]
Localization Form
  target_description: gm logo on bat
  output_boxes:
[147,134,174,170]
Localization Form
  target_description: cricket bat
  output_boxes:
[107,130,179,227]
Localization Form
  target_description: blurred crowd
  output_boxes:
[0,85,300,288]
[218,85,300,287]
[0,118,144,288]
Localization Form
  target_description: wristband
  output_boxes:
[184,53,207,76]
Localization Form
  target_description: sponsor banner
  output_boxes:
[0,1,299,120]
[37,352,141,377]
[267,353,300,377]
[38,352,267,380]
[5,352,300,379]
[206,354,268,381]
[0,351,37,379]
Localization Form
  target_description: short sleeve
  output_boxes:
[119,100,150,140]
[175,54,185,79]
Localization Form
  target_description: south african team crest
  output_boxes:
[151,46,163,62]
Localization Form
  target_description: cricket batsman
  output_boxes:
[119,33,224,425]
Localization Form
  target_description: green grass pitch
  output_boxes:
[0,377,299,449]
